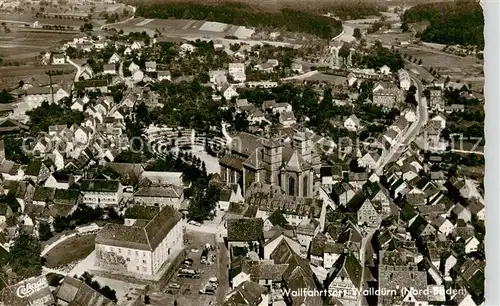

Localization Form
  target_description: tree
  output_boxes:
[353,28,362,40]
[0,89,14,103]
[53,215,69,233]
[9,232,42,278]
[145,295,151,304]
[38,221,53,241]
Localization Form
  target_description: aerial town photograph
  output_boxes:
[0,0,486,305]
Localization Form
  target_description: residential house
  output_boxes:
[52,54,65,65]
[157,71,171,82]
[398,69,411,90]
[222,84,239,101]
[380,65,391,75]
[227,218,264,258]
[24,160,50,183]
[222,280,269,306]
[54,276,117,306]
[309,233,343,269]
[326,253,363,304]
[291,62,303,73]
[80,179,123,207]
[373,88,400,108]
[133,183,184,210]
[228,63,246,82]
[180,43,196,53]
[219,184,244,211]
[71,99,85,111]
[103,64,116,75]
[145,61,157,72]
[344,114,362,132]
[359,152,380,170]
[108,53,122,64]
[332,182,355,207]
[44,172,74,189]
[430,90,445,111]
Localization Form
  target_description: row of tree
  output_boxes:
[135,3,343,39]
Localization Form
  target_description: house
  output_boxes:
[228,63,246,82]
[130,41,144,50]
[32,186,56,206]
[180,43,196,53]
[332,182,355,207]
[465,236,480,254]
[103,64,116,75]
[133,183,184,210]
[380,65,391,75]
[157,71,171,82]
[348,195,381,227]
[347,73,358,87]
[52,54,65,65]
[80,179,123,207]
[296,218,320,248]
[291,62,303,73]
[24,160,50,183]
[430,215,455,236]
[128,62,140,73]
[71,99,85,111]
[80,65,94,80]
[95,205,183,277]
[279,111,296,127]
[54,276,117,306]
[145,61,157,72]
[0,203,13,226]
[44,172,74,189]
[359,151,380,170]
[309,233,343,269]
[430,90,445,110]
[431,113,446,129]
[222,84,239,101]
[398,69,411,90]
[222,280,269,306]
[372,88,400,108]
[344,114,362,132]
[327,253,363,304]
[227,218,264,258]
[219,184,244,211]
[230,259,287,290]
[108,53,122,64]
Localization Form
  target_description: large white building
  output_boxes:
[398,69,411,90]
[80,179,123,207]
[94,205,183,277]
[228,63,246,82]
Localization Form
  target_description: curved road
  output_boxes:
[100,5,136,31]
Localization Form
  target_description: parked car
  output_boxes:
[168,283,181,289]
[199,286,216,295]
[188,220,201,226]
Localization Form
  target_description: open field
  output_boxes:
[401,45,483,77]
[42,234,96,269]
[0,64,75,89]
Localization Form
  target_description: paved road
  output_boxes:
[375,76,428,174]
[100,5,137,30]
[358,229,375,306]
[66,57,82,83]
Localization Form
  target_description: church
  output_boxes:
[219,129,321,198]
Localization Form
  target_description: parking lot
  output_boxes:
[148,231,222,306]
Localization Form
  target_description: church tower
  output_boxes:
[261,138,282,186]
[292,130,312,163]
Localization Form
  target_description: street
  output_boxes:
[375,76,428,174]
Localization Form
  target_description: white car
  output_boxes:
[188,220,201,227]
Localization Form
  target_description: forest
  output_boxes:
[402,0,483,47]
[135,2,343,39]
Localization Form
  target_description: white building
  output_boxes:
[95,205,183,278]
[344,114,362,132]
[228,63,246,82]
[80,179,123,207]
[398,69,411,90]
[52,54,65,65]
[133,184,184,210]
